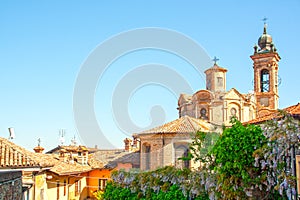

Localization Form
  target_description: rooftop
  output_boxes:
[246,102,300,124]
[0,137,57,169]
[136,115,215,135]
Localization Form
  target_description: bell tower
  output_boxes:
[251,22,281,117]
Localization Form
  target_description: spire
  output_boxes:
[262,17,268,34]
[257,17,273,52]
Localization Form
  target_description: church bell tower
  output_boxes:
[251,22,281,117]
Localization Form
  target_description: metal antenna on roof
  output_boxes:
[8,127,15,140]
[71,135,77,146]
[59,129,66,146]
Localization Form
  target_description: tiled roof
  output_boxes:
[136,115,214,135]
[0,137,56,168]
[204,64,228,73]
[104,152,140,169]
[46,145,90,154]
[49,160,92,175]
[88,154,104,169]
[0,137,103,175]
[246,103,300,124]
[89,149,138,169]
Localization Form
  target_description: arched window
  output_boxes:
[143,144,151,170]
[230,108,237,116]
[200,108,208,119]
[230,107,239,120]
[261,69,269,92]
[174,144,190,169]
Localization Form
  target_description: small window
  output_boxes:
[56,182,60,200]
[174,145,190,169]
[98,179,108,190]
[145,145,151,170]
[75,180,81,196]
[217,77,223,87]
[63,179,66,196]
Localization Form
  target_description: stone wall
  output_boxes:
[0,170,23,200]
[139,133,192,171]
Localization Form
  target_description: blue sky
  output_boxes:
[0,1,299,151]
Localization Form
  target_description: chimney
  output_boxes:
[33,146,44,153]
[124,138,132,151]
[33,138,44,153]
[77,146,88,165]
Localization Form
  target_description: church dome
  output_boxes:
[258,24,273,51]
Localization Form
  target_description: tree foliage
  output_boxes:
[210,118,267,199]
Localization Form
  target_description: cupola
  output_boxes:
[257,23,276,53]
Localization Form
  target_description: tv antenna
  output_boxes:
[71,135,77,146]
[59,129,66,145]
[8,127,15,140]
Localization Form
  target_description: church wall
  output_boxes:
[162,143,173,166]
[139,133,192,171]
[211,104,224,125]
[242,106,250,122]
[139,135,163,171]
[213,72,226,92]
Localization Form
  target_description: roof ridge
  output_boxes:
[0,137,57,168]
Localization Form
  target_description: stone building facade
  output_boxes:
[136,23,281,171]
[178,23,280,125]
[134,116,216,171]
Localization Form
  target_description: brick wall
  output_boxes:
[0,171,23,200]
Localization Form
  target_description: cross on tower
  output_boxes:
[212,56,219,65]
[38,138,41,146]
[262,17,268,24]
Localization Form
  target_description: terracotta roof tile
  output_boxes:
[46,145,90,154]
[0,137,56,168]
[246,102,300,124]
[105,152,140,169]
[0,138,100,175]
[136,116,214,135]
[204,64,228,73]
[89,149,127,166]
[49,160,92,175]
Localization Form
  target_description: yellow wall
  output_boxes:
[35,174,48,200]
[26,169,115,200]
[45,172,88,200]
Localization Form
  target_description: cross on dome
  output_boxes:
[212,56,219,65]
[262,17,268,24]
